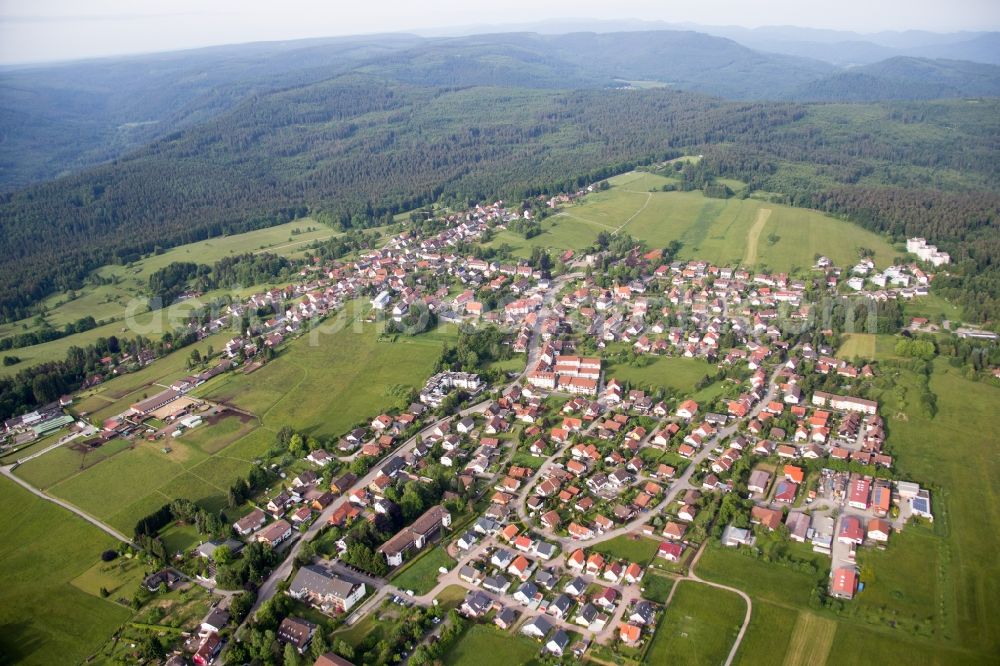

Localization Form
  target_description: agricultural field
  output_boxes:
[867,362,1000,655]
[0,478,132,666]
[483,214,604,259]
[590,535,662,564]
[780,613,837,666]
[12,300,450,537]
[491,171,900,273]
[443,624,542,666]
[14,417,267,535]
[646,580,745,665]
[198,300,452,439]
[604,355,717,395]
[391,547,455,595]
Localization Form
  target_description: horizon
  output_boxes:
[1,1,999,66]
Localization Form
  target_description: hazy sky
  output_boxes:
[1,0,998,64]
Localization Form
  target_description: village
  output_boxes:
[0,186,946,666]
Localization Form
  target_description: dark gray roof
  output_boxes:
[289,565,357,600]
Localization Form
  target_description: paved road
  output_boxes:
[270,271,582,618]
[519,364,784,551]
[11,424,97,465]
[247,398,493,619]
[0,463,135,544]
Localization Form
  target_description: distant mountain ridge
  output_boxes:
[789,57,1000,101]
[1,28,998,190]
[416,20,1000,66]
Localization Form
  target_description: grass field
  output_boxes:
[433,584,469,611]
[497,171,900,273]
[854,522,940,625]
[732,601,798,666]
[333,614,380,648]
[646,580,745,665]
[869,362,1000,653]
[781,613,837,666]
[70,556,146,600]
[604,355,717,395]
[640,572,678,604]
[695,547,823,610]
[0,219,351,375]
[0,478,132,665]
[902,293,963,323]
[443,624,542,666]
[391,547,455,595]
[199,301,452,439]
[591,535,662,564]
[0,307,236,379]
[15,301,449,537]
[15,421,267,535]
[836,333,902,362]
[836,334,876,359]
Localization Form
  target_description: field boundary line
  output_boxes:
[0,466,134,544]
[688,544,753,666]
[555,211,618,230]
[781,612,837,666]
[614,192,653,235]
[742,207,772,266]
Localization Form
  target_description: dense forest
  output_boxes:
[0,38,998,326]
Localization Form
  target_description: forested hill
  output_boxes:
[3,29,999,190]
[789,57,1000,101]
[0,83,803,320]
[1,31,999,325]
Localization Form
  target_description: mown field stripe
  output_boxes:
[782,612,837,666]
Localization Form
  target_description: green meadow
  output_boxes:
[487,171,900,273]
[443,624,542,666]
[0,219,345,375]
[198,301,453,439]
[646,580,745,665]
[0,478,131,666]
[591,535,663,564]
[604,355,717,395]
[390,546,455,595]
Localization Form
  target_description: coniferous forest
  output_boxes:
[0,33,998,324]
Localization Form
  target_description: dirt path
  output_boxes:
[555,211,618,231]
[688,544,754,666]
[742,207,772,266]
[0,464,134,544]
[615,192,653,235]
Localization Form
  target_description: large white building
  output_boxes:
[906,238,950,266]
